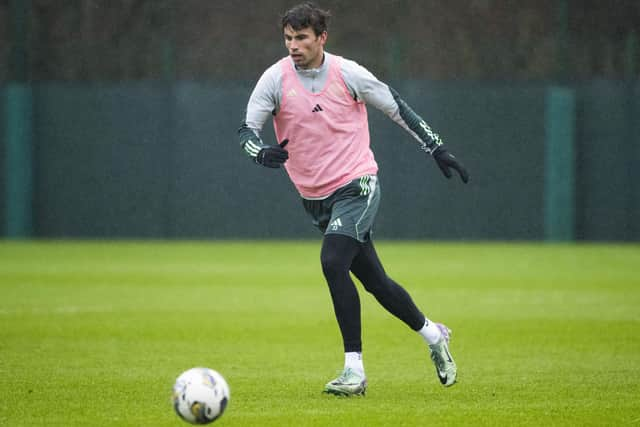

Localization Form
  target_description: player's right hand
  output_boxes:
[257,139,289,168]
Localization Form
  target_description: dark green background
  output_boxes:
[2,80,639,240]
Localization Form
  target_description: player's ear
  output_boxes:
[319,31,328,45]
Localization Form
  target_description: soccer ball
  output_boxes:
[172,367,230,424]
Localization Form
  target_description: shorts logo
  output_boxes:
[329,218,343,230]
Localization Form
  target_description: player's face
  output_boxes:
[284,25,327,69]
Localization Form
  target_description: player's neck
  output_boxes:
[298,52,325,71]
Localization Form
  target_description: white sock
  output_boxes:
[344,352,364,375]
[418,319,442,345]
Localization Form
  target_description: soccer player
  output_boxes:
[238,2,468,396]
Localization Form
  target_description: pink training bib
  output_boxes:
[273,55,378,198]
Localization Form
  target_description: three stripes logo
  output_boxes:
[359,176,372,196]
[311,104,324,113]
[418,120,443,154]
[329,218,342,231]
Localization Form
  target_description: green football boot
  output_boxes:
[428,323,457,387]
[323,368,367,396]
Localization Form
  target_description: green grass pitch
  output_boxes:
[1,240,639,426]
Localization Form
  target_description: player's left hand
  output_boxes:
[433,146,469,183]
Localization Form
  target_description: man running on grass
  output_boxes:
[238,2,468,396]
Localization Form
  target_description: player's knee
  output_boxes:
[320,250,349,281]
[361,276,388,296]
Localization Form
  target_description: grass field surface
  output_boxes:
[1,241,639,426]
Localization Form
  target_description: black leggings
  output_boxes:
[320,234,426,353]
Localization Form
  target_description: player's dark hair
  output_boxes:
[281,2,331,36]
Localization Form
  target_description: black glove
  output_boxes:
[257,139,289,168]
[433,146,469,183]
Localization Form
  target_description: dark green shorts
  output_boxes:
[302,175,380,242]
